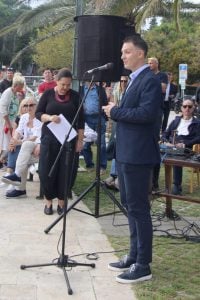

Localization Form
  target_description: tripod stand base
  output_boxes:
[161,209,181,220]
[20,255,95,295]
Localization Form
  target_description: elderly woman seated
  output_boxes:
[1,97,42,198]
[162,97,200,195]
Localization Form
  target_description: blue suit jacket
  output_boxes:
[110,67,163,165]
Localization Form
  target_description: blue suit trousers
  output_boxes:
[117,161,153,265]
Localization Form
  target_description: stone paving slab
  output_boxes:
[0,170,136,300]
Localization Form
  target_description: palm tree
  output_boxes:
[0,0,199,64]
[1,0,200,37]
[0,0,103,64]
[94,0,200,32]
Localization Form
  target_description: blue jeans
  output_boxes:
[7,145,21,170]
[83,115,107,169]
[110,159,118,177]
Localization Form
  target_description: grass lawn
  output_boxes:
[108,235,199,300]
[74,151,200,300]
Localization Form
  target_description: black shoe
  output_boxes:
[6,189,26,198]
[116,264,152,284]
[2,173,21,186]
[172,184,182,195]
[108,255,136,271]
[57,205,64,215]
[44,205,53,215]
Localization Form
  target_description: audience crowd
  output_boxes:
[0,62,200,215]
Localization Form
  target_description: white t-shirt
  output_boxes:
[177,118,192,136]
[16,113,42,144]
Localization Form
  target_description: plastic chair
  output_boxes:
[189,144,200,193]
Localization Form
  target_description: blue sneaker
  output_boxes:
[116,264,152,284]
[2,173,21,186]
[6,189,26,198]
[108,255,136,271]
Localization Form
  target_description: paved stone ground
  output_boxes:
[0,112,199,300]
[0,169,136,300]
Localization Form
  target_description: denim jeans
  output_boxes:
[7,145,21,170]
[83,114,107,169]
[110,159,118,177]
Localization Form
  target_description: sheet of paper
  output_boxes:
[47,114,77,144]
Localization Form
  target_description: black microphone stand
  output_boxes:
[20,77,96,296]
[44,74,127,234]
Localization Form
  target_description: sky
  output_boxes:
[30,0,47,7]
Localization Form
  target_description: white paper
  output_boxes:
[47,114,77,144]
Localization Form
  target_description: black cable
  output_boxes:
[151,197,200,242]
[56,192,199,264]
[112,210,128,227]
[69,248,129,260]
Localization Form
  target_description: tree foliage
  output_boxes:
[0,0,33,68]
[33,25,74,70]
[144,13,200,83]
[0,0,200,81]
[95,0,200,32]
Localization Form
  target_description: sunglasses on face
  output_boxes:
[23,104,36,108]
[120,80,128,83]
[182,105,193,109]
[7,67,14,71]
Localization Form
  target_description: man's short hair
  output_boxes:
[123,34,148,57]
[43,68,52,73]
[148,57,158,64]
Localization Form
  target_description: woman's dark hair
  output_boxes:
[123,34,148,57]
[182,96,195,104]
[57,68,72,80]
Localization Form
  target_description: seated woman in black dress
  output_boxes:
[35,68,84,215]
[162,97,200,195]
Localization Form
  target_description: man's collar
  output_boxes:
[129,64,149,80]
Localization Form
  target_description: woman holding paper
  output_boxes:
[35,68,84,215]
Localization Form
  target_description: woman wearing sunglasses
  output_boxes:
[162,97,200,195]
[1,97,42,198]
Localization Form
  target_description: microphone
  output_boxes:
[86,62,114,74]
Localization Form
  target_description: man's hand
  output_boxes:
[102,102,115,118]
[176,142,185,148]
[164,142,174,147]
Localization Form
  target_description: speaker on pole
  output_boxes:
[74,15,135,82]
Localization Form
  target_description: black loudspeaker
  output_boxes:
[74,15,135,82]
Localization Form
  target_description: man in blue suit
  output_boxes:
[103,35,163,284]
